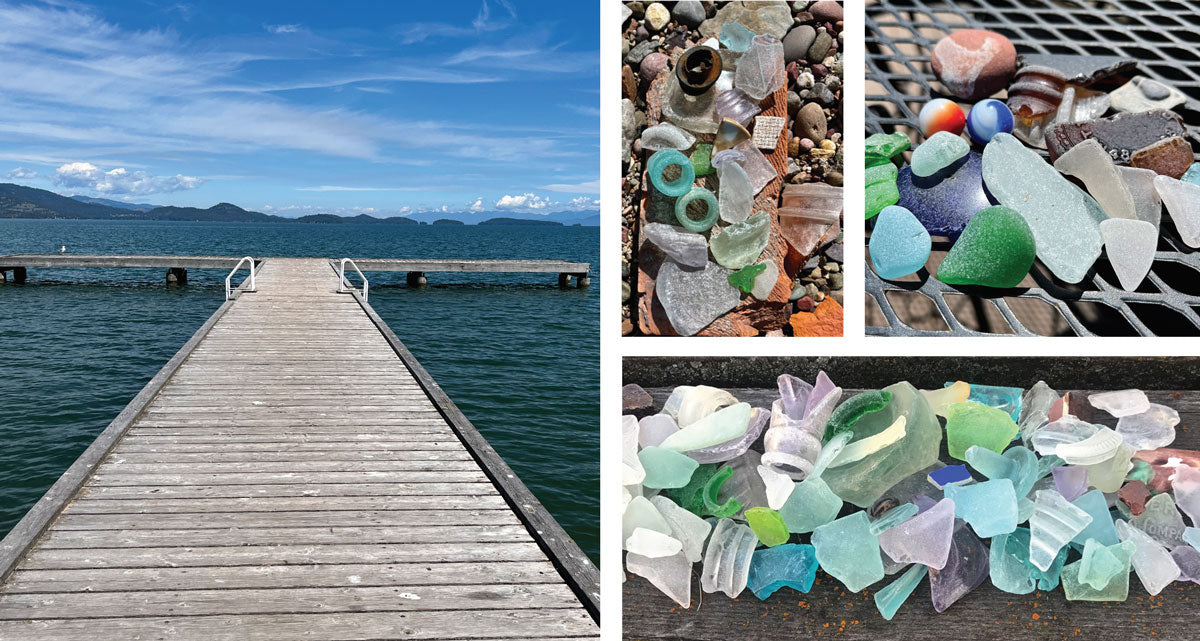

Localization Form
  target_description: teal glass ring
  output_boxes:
[675,187,719,232]
[648,148,695,197]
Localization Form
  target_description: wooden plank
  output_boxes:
[104,449,474,462]
[4,560,564,593]
[0,609,599,640]
[75,483,499,500]
[112,440,468,451]
[66,494,508,514]
[38,525,534,548]
[87,471,490,486]
[51,510,521,530]
[93,460,480,474]
[0,583,581,619]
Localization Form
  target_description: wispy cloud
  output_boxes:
[541,179,600,194]
[265,23,301,34]
[7,167,36,179]
[296,185,433,192]
[559,103,600,118]
[395,0,517,44]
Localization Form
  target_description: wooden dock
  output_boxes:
[0,257,599,639]
[0,255,591,287]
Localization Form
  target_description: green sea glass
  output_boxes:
[911,131,969,177]
[865,131,911,166]
[745,507,790,547]
[778,476,842,533]
[638,446,701,489]
[944,401,1019,461]
[866,163,900,219]
[824,390,893,441]
[691,142,714,176]
[874,563,928,620]
[666,463,719,515]
[709,211,770,270]
[674,186,719,232]
[1061,540,1136,601]
[811,511,885,592]
[936,206,1036,288]
[1078,538,1123,589]
[659,402,751,452]
[989,527,1069,594]
[648,148,695,197]
[703,465,742,517]
[728,263,767,294]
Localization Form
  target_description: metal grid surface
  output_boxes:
[865,0,1200,337]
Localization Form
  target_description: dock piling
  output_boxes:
[165,267,188,286]
[406,271,427,288]
[577,274,590,288]
[11,267,25,284]
[558,273,572,288]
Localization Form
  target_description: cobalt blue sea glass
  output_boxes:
[897,150,992,238]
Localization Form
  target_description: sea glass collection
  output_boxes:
[867,29,1198,291]
[623,374,1194,620]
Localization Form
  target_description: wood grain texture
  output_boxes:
[623,380,1200,641]
[0,257,597,638]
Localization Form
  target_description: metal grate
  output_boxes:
[865,0,1200,336]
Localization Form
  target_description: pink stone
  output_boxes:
[930,30,1017,101]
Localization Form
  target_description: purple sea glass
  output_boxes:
[929,519,990,613]
[804,371,837,419]
[897,150,992,238]
[1052,466,1089,502]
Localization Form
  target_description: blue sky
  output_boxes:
[0,0,599,217]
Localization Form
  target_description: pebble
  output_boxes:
[800,138,815,151]
[673,0,705,28]
[640,52,669,82]
[625,40,657,67]
[795,102,827,143]
[795,295,815,311]
[783,25,816,62]
[787,90,801,112]
[627,1,645,19]
[930,29,1017,101]
[809,0,843,22]
[807,31,833,63]
[811,82,835,105]
[644,2,671,32]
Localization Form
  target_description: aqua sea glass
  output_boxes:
[875,563,928,620]
[1061,540,1136,601]
[869,205,931,279]
[911,131,969,177]
[746,543,818,599]
[811,511,885,592]
[959,383,1024,422]
[720,22,756,53]
[945,478,1018,538]
[639,446,701,489]
[648,148,696,197]
[1078,538,1123,589]
[1070,489,1119,547]
[674,186,719,232]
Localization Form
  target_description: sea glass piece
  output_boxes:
[1130,493,1186,548]
[641,122,698,152]
[805,371,839,420]
[1078,538,1123,589]
[622,415,645,486]
[1171,546,1200,584]
[714,88,760,129]
[1017,54,1136,86]
[1110,75,1187,113]
[1089,389,1150,417]
[639,446,701,489]
[674,186,719,232]
[1116,520,1181,596]
[1054,139,1137,220]
[716,161,753,224]
[1154,174,1200,247]
[869,502,921,536]
[689,406,768,464]
[746,544,819,599]
[823,382,943,508]
[1061,540,1136,601]
[735,34,785,101]
[1100,218,1156,291]
[928,464,972,489]
[730,140,776,194]
[964,445,1040,497]
[627,551,693,607]
[626,527,684,558]
[1119,166,1163,230]
[960,383,1023,422]
[710,212,770,270]
[935,205,1035,288]
[745,507,789,546]
[656,260,740,337]
[874,563,927,620]
[758,463,795,509]
[762,401,823,479]
[929,518,990,613]
[982,132,1103,284]
[671,385,736,427]
[701,518,757,597]
[824,390,893,441]
[811,511,885,592]
[778,182,842,256]
[644,222,709,269]
[1116,404,1179,451]
[1186,527,1200,550]
[1071,489,1120,547]
[1008,65,1066,121]
[623,496,672,546]
[1131,135,1193,178]
[869,205,931,279]
[662,74,719,135]
[866,163,900,219]
[923,381,970,417]
[1018,381,1058,445]
[1118,480,1151,517]
[719,22,755,52]
[1083,443,1133,493]
[716,450,770,518]
[989,529,1037,594]
[727,263,765,294]
[660,402,751,452]
[1046,109,1186,164]
[944,401,1019,461]
[1171,465,1200,527]
[828,416,907,469]
[691,142,714,176]
[945,478,1018,537]
[878,498,956,569]
[1029,489,1093,571]
[639,414,678,449]
[865,131,910,166]
[897,151,990,238]
[647,149,696,200]
[702,466,742,518]
[649,495,712,562]
[1031,416,1101,457]
[777,375,812,419]
[665,463,718,515]
[1055,426,1122,465]
[911,131,969,178]
[1052,466,1089,502]
[778,475,842,534]
[713,118,751,154]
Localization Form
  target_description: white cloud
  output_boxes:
[468,197,484,213]
[52,162,202,195]
[567,196,599,210]
[559,103,600,118]
[495,192,552,210]
[265,24,301,34]
[541,179,599,194]
[7,167,37,179]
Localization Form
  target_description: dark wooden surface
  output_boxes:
[622,378,1200,641]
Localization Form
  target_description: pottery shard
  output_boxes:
[795,103,827,143]
[930,30,1017,101]
[1131,136,1193,179]
[1044,109,1185,165]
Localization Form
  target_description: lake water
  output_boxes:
[0,218,599,563]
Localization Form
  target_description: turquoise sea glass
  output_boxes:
[648,148,696,197]
[875,563,928,620]
[746,544,818,599]
[675,186,719,232]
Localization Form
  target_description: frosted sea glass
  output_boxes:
[641,122,698,152]
[877,498,956,569]
[1029,489,1093,571]
[869,205,931,279]
[1153,175,1200,247]
[701,518,757,597]
[675,187,719,232]
[1089,389,1150,417]
[1053,139,1137,220]
[735,34,785,100]
[1129,493,1185,548]
[627,551,694,607]
[647,148,695,197]
[1054,427,1122,465]
[1070,489,1120,547]
[746,544,818,599]
[1116,404,1179,451]
[945,478,1018,538]
[644,223,708,269]
[936,206,1036,288]
[649,495,712,562]
[874,563,928,620]
[1060,540,1135,601]
[1100,218,1156,291]
[929,518,990,613]
[626,527,684,558]
[638,446,701,489]
[659,402,751,452]
[716,161,753,224]
[622,415,645,486]
[1116,520,1181,596]
[656,260,740,337]
[944,401,1019,460]
[911,131,969,177]
[710,212,770,270]
[811,511,885,592]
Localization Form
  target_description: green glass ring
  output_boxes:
[674,186,719,232]
[648,148,695,197]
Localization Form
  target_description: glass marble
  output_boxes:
[918,98,966,138]
[966,98,1015,145]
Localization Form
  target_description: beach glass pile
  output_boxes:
[622,373,1198,619]
[866,28,1200,292]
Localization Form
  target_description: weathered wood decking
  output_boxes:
[0,257,598,639]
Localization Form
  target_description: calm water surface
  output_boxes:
[0,219,599,562]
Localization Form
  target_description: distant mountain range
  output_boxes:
[0,183,597,226]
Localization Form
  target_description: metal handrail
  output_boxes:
[224,256,256,300]
[338,258,369,301]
